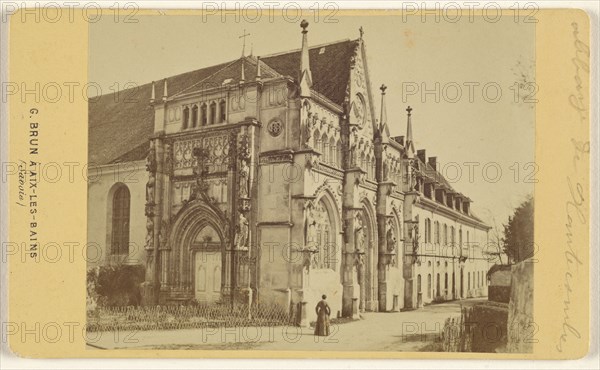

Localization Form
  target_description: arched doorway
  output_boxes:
[359,202,377,311]
[193,224,223,303]
[167,200,229,303]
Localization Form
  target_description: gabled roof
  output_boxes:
[89,39,358,165]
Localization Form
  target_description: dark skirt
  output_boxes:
[314,310,331,336]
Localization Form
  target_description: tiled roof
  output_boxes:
[88,39,358,165]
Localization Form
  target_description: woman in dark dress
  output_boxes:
[314,294,331,336]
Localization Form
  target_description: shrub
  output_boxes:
[87,264,145,307]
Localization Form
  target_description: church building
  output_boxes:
[87,21,492,322]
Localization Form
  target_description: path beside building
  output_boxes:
[88,298,485,351]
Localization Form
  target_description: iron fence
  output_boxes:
[86,302,292,332]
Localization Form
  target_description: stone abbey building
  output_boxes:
[87,21,492,321]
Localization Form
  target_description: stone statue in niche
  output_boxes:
[302,101,313,147]
[304,202,317,248]
[386,219,397,253]
[146,141,157,173]
[355,249,365,281]
[383,161,390,181]
[354,212,365,252]
[238,158,250,198]
[190,146,210,201]
[164,143,173,176]
[146,172,155,204]
[409,158,419,191]
[145,217,154,250]
[234,212,249,250]
[412,217,420,257]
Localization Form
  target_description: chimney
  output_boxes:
[428,156,437,171]
[298,19,312,97]
[417,149,426,164]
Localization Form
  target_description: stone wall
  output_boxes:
[506,259,534,353]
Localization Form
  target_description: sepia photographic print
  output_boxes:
[83,12,537,353]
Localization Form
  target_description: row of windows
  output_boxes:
[314,134,343,169]
[417,269,488,299]
[182,100,227,129]
[423,218,470,247]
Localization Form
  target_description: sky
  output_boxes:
[89,12,535,228]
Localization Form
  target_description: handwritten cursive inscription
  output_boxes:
[556,21,589,353]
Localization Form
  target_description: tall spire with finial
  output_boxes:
[379,84,387,127]
[162,78,168,102]
[240,58,246,83]
[405,106,415,154]
[239,29,250,57]
[299,19,312,98]
[150,81,156,104]
[255,56,262,81]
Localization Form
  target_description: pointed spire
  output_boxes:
[239,29,251,57]
[240,57,246,83]
[255,56,262,81]
[150,81,156,105]
[299,19,312,98]
[162,78,168,102]
[379,84,387,127]
[405,106,415,153]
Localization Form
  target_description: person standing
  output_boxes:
[314,294,331,336]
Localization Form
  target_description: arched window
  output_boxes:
[111,185,130,255]
[436,273,440,297]
[314,200,336,270]
[451,226,455,245]
[182,106,190,129]
[459,229,463,247]
[445,272,449,294]
[336,140,343,168]
[417,274,422,293]
[219,100,226,123]
[443,224,448,245]
[200,104,207,126]
[434,221,439,244]
[209,102,217,125]
[371,160,376,180]
[321,134,328,163]
[468,271,471,290]
[427,273,432,298]
[329,137,335,166]
[191,105,198,128]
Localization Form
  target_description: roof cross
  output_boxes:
[239,29,251,57]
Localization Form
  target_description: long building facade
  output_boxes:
[87,21,491,322]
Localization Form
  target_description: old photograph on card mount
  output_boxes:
[85,13,535,353]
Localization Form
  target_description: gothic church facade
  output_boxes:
[87,21,491,321]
